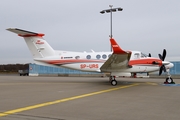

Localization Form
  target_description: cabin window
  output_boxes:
[75,56,80,59]
[108,54,112,58]
[102,54,107,59]
[96,54,101,59]
[86,55,91,59]
[64,57,73,59]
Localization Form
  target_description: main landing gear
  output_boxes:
[109,76,117,86]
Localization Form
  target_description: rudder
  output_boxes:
[7,28,55,58]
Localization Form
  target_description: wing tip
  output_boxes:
[110,38,126,54]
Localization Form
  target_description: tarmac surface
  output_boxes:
[0,75,180,120]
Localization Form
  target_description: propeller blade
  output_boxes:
[158,49,167,75]
[158,49,167,61]
[158,54,163,60]
[162,49,166,61]
[159,66,163,75]
[162,65,166,72]
[159,65,166,76]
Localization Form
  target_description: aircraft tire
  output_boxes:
[111,80,117,86]
[164,77,175,84]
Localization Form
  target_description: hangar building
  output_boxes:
[28,57,180,76]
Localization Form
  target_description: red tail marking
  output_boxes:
[18,33,45,37]
[36,40,44,44]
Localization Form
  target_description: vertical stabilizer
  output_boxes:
[6,28,55,58]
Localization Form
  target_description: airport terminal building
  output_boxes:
[29,63,104,77]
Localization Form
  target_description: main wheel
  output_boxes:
[111,80,117,86]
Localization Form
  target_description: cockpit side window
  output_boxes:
[134,53,140,59]
[141,53,148,58]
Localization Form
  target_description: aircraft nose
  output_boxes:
[165,62,174,69]
[162,61,170,65]
[169,62,174,68]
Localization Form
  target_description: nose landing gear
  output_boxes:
[164,70,175,84]
[164,76,175,84]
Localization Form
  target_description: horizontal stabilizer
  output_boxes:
[6,28,44,37]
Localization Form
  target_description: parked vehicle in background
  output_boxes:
[18,70,29,76]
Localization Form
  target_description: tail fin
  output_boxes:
[6,28,55,58]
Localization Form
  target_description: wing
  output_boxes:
[100,38,131,72]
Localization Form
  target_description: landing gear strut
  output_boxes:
[164,70,175,84]
[109,76,117,86]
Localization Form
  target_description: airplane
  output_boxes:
[6,28,175,86]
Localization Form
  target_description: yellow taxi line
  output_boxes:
[0,83,139,117]
[146,82,158,85]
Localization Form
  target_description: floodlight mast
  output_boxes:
[109,5,113,39]
[100,5,123,51]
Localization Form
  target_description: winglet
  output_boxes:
[110,38,127,54]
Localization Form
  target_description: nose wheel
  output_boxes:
[164,70,175,84]
[164,77,175,84]
[109,76,117,86]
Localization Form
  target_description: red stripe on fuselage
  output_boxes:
[43,59,105,65]
[129,58,162,66]
[42,58,162,67]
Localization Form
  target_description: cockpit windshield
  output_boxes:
[141,53,148,58]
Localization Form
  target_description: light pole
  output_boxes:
[100,5,123,51]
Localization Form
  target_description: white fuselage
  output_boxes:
[34,50,173,75]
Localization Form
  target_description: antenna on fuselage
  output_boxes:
[91,49,95,52]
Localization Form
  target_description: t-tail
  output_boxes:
[6,28,55,59]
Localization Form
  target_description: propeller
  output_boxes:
[158,49,167,75]
[158,49,166,61]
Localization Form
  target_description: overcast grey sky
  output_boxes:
[0,0,179,64]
